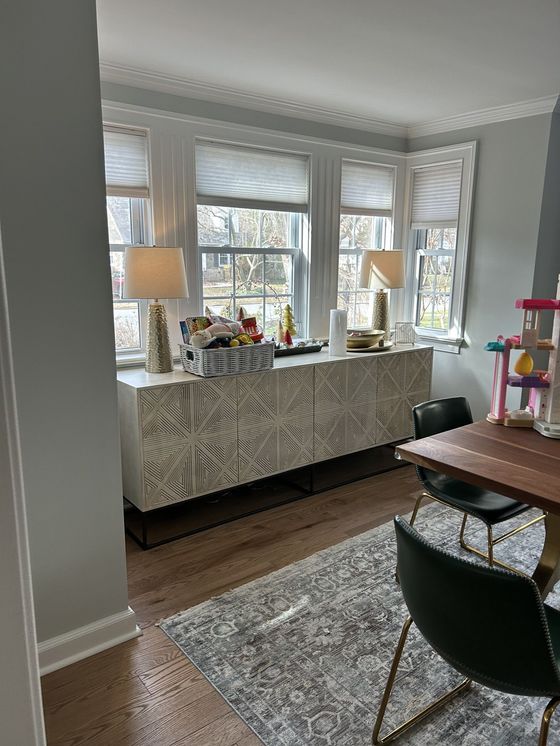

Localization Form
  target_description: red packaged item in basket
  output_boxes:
[241,316,264,342]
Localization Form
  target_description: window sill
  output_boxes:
[414,334,463,354]
[116,352,146,369]
[116,352,183,369]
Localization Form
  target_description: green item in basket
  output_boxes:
[185,316,211,336]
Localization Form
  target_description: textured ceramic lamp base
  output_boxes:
[146,302,173,373]
[373,289,390,340]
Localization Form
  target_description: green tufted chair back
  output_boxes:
[394,515,560,697]
[412,396,473,487]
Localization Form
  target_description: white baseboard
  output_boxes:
[38,606,141,675]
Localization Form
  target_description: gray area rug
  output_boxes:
[160,503,560,745]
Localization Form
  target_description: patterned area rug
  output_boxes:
[160,503,560,745]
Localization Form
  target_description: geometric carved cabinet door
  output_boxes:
[237,367,314,481]
[140,378,238,509]
[314,357,378,461]
[376,348,432,443]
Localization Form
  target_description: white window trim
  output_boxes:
[199,246,303,333]
[195,141,309,334]
[109,196,153,360]
[337,158,398,329]
[402,142,477,353]
[104,122,155,364]
[102,101,406,351]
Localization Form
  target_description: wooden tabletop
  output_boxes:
[397,420,560,514]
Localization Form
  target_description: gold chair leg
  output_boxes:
[372,616,471,745]
[460,515,525,574]
[492,512,546,546]
[413,492,540,573]
[396,494,428,583]
[487,525,494,566]
[409,493,427,528]
[539,696,560,745]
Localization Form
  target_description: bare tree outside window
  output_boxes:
[199,206,302,336]
[337,215,392,328]
[415,227,457,331]
[107,196,147,351]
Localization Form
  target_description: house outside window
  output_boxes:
[338,160,395,328]
[104,126,152,353]
[196,141,309,336]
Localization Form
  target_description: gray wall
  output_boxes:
[0,0,130,643]
[100,81,407,151]
[409,115,554,419]
[101,80,559,420]
[534,111,560,304]
[0,235,45,744]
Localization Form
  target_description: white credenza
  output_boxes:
[117,345,432,511]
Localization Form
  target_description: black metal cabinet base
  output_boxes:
[124,441,410,550]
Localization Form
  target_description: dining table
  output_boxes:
[396,419,560,599]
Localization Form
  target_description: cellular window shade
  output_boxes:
[340,161,394,216]
[411,161,463,229]
[103,128,150,198]
[196,142,309,213]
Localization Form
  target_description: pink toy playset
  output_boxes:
[485,276,560,438]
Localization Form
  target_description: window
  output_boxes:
[405,147,475,349]
[414,227,457,330]
[338,161,394,328]
[103,126,151,353]
[196,141,308,336]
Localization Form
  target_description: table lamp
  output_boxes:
[359,250,405,340]
[123,246,188,373]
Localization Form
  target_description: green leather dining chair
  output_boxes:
[409,396,543,570]
[373,516,560,745]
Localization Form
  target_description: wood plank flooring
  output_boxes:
[42,466,420,745]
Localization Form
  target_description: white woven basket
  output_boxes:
[179,342,275,377]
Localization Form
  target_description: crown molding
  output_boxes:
[99,62,408,138]
[408,95,559,138]
[100,62,558,142]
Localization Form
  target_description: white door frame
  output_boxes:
[0,226,46,744]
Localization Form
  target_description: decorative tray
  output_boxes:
[274,344,324,358]
[346,341,394,353]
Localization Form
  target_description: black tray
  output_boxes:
[274,344,324,357]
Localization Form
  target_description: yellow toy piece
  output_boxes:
[229,338,240,347]
[233,333,254,346]
[514,351,534,376]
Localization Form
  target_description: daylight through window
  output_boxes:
[338,161,394,328]
[409,161,462,334]
[104,126,151,352]
[196,141,309,336]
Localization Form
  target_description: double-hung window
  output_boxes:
[338,161,395,328]
[196,141,309,336]
[406,143,476,349]
[104,126,152,353]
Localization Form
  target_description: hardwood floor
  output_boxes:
[42,466,420,745]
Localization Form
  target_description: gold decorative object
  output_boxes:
[359,250,405,341]
[346,329,385,349]
[146,302,173,373]
[282,303,297,336]
[123,246,189,374]
[373,290,390,339]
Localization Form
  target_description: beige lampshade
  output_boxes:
[123,246,188,299]
[359,250,405,290]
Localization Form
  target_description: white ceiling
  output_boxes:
[96,0,560,129]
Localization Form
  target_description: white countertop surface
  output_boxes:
[117,344,431,390]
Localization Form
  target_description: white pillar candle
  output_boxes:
[329,309,347,356]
